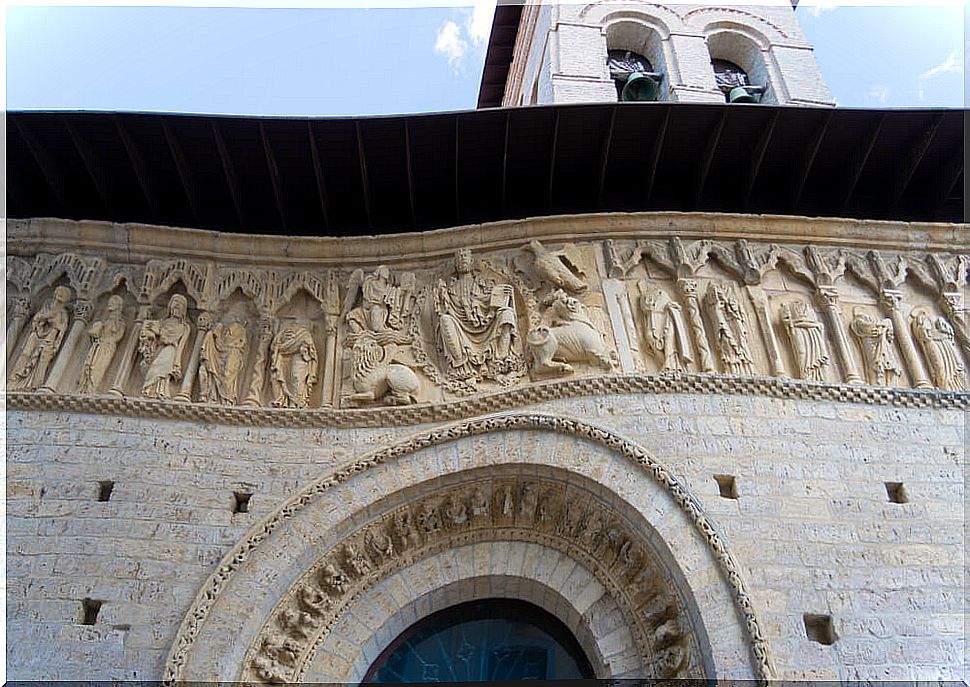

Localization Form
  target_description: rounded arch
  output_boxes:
[704,25,777,104]
[602,14,674,100]
[162,414,773,684]
[579,1,684,34]
[326,571,616,682]
[685,6,790,43]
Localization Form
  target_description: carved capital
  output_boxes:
[11,297,32,321]
[73,300,95,323]
[197,311,214,331]
[879,289,904,313]
[940,291,963,314]
[676,279,698,298]
[815,285,840,309]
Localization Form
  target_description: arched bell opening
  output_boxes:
[361,598,595,683]
[604,18,669,102]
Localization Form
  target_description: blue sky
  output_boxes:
[6,2,965,115]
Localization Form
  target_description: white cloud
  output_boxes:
[434,19,467,72]
[917,49,963,100]
[801,0,840,19]
[868,84,889,104]
[466,0,495,47]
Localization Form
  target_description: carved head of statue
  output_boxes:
[374,265,390,282]
[106,294,124,314]
[168,294,188,320]
[53,285,72,304]
[454,248,474,274]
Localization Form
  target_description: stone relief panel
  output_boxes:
[242,474,704,684]
[6,231,968,413]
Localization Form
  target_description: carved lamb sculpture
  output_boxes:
[527,290,617,376]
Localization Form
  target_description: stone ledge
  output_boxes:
[8,372,968,429]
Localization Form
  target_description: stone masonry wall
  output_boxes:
[7,393,966,681]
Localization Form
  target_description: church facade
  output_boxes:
[7,2,967,683]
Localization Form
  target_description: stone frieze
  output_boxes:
[7,216,968,423]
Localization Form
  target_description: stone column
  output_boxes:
[39,299,94,393]
[243,317,273,407]
[815,286,863,385]
[175,311,210,403]
[677,279,716,373]
[321,319,339,407]
[746,285,785,377]
[6,297,31,360]
[880,289,932,389]
[108,304,151,397]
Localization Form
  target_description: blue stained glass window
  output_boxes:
[363,598,595,683]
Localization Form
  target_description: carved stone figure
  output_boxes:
[779,300,830,382]
[343,543,372,577]
[470,488,489,519]
[366,527,395,561]
[298,585,332,615]
[527,290,617,376]
[444,497,467,525]
[432,248,518,386]
[251,655,286,684]
[417,501,442,533]
[139,294,192,399]
[393,510,420,549]
[270,321,318,408]
[638,283,691,373]
[10,285,72,390]
[850,309,902,386]
[198,314,247,404]
[342,329,420,407]
[319,562,346,595]
[911,309,966,390]
[523,239,588,292]
[77,294,127,394]
[704,282,754,375]
[263,635,300,666]
[342,266,420,406]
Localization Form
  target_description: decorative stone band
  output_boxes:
[243,475,705,683]
[161,413,775,684]
[8,372,968,430]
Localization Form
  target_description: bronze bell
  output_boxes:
[621,72,660,102]
[728,86,761,104]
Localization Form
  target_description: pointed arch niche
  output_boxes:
[162,414,773,683]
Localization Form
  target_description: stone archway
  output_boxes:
[163,414,772,684]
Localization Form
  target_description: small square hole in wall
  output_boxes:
[79,598,102,625]
[714,474,738,499]
[232,492,252,514]
[97,481,114,502]
[803,613,836,645]
[885,482,908,504]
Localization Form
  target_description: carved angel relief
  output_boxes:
[341,266,421,407]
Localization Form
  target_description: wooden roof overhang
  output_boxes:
[7,105,965,236]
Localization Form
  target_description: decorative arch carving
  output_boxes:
[141,258,208,306]
[161,413,774,685]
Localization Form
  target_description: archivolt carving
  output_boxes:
[245,475,702,683]
[160,414,775,684]
[7,232,968,407]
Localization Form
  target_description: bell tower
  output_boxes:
[503,2,834,107]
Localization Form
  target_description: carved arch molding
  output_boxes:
[162,414,772,683]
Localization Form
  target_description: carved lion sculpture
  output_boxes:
[343,331,420,407]
[526,290,618,376]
